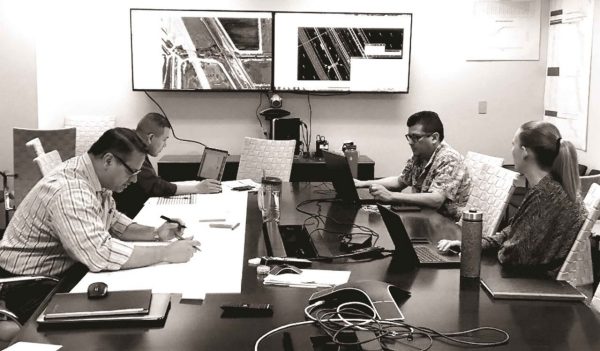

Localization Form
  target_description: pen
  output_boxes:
[160,215,188,229]
[172,231,202,252]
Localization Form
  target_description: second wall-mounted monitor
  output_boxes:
[273,12,412,93]
[130,9,273,91]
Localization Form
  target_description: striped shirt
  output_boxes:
[0,154,134,276]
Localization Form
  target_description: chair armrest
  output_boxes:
[0,276,59,284]
[0,308,20,326]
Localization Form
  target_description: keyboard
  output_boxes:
[156,195,197,205]
[414,246,451,263]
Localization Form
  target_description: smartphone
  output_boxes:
[232,185,254,191]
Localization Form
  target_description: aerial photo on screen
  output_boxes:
[297,27,403,81]
[161,15,272,90]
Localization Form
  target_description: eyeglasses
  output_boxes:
[112,153,142,177]
[405,133,433,143]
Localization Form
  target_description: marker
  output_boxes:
[160,215,187,229]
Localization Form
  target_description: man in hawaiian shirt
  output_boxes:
[355,111,470,221]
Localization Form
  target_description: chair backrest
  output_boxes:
[64,115,115,155]
[237,137,296,182]
[26,138,64,177]
[465,151,504,171]
[13,128,76,206]
[461,163,518,238]
[557,183,600,288]
[580,174,600,199]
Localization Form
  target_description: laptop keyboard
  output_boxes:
[414,246,450,263]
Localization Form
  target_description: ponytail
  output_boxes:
[551,139,581,202]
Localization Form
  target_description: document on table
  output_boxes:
[3,342,62,351]
[263,269,351,288]
[72,191,248,300]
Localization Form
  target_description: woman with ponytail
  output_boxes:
[439,121,587,277]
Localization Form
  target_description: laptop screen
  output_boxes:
[197,147,229,181]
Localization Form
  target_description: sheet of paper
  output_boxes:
[263,269,351,288]
[3,342,62,351]
[72,191,248,300]
[222,179,261,191]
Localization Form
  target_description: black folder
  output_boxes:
[43,289,152,319]
[38,293,171,328]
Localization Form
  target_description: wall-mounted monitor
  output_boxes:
[273,12,412,93]
[130,9,273,91]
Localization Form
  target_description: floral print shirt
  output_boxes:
[399,142,471,220]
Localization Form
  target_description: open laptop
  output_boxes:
[197,147,229,181]
[322,150,376,204]
[378,205,460,267]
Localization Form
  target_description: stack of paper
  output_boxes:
[263,269,351,288]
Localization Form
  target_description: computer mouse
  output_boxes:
[87,281,109,299]
[269,264,302,275]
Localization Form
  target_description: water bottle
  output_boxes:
[460,209,483,279]
[258,176,282,223]
[342,142,359,178]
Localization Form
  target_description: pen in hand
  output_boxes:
[159,215,200,252]
[160,215,187,229]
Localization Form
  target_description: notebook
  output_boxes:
[38,293,171,327]
[322,150,376,204]
[43,289,152,319]
[480,263,586,301]
[197,147,229,181]
[378,205,460,267]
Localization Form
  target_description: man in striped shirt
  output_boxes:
[0,128,200,322]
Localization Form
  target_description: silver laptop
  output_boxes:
[197,147,228,181]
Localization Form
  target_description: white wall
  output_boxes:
[0,0,38,171]
[31,0,550,177]
[579,0,600,172]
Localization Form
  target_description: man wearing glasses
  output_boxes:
[355,111,470,221]
[113,113,221,218]
[0,128,200,323]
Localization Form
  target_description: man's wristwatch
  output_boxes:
[153,229,161,242]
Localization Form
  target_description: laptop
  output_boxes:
[378,205,460,267]
[197,147,229,181]
[322,150,376,204]
[480,262,586,301]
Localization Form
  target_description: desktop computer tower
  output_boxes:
[271,117,301,155]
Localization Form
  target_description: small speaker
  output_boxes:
[259,108,290,120]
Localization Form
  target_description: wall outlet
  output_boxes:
[478,101,487,114]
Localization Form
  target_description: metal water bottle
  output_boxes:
[460,209,483,279]
[342,142,359,178]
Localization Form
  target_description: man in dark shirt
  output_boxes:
[113,113,221,218]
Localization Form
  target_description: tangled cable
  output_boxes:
[254,301,510,351]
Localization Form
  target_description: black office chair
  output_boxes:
[590,169,600,176]
[579,164,589,176]
[0,274,59,346]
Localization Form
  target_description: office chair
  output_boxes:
[13,128,76,206]
[581,174,600,199]
[237,137,296,182]
[465,151,504,170]
[557,183,600,288]
[0,275,60,346]
[26,138,63,176]
[460,163,518,238]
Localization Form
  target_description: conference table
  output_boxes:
[10,183,600,350]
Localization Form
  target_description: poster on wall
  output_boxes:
[466,0,541,61]
[543,0,594,150]
[273,12,412,93]
[130,9,273,91]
